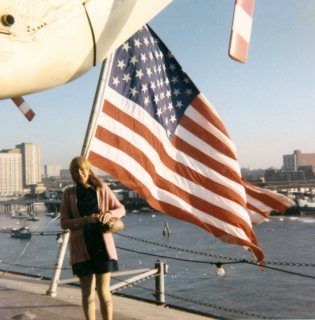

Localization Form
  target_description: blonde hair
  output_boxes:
[69,156,103,188]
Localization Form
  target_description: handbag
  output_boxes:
[100,217,124,233]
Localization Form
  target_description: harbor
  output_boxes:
[0,210,314,319]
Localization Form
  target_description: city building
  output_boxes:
[0,143,42,196]
[44,164,62,178]
[0,151,23,196]
[16,143,41,187]
[283,150,315,172]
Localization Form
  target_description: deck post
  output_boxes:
[155,260,168,304]
[46,231,69,297]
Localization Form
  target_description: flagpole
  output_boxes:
[47,57,113,297]
[81,55,113,157]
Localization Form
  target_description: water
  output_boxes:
[0,212,314,319]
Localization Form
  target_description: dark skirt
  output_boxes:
[72,259,118,277]
[72,223,119,277]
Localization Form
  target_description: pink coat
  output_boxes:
[60,183,125,265]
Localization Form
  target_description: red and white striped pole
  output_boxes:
[11,96,35,121]
[229,0,255,63]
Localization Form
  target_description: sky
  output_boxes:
[0,0,315,170]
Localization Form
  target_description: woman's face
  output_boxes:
[72,163,90,186]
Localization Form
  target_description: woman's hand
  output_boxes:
[87,213,100,223]
[99,211,112,224]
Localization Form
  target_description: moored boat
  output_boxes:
[10,226,32,239]
[297,198,315,214]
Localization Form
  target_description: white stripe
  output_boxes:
[247,209,267,224]
[232,4,252,42]
[96,111,251,225]
[89,137,252,242]
[18,102,31,115]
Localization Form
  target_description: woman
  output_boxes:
[60,156,125,320]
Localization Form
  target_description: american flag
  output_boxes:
[86,25,274,262]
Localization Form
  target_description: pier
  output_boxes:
[0,272,216,320]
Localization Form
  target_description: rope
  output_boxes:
[111,275,272,319]
[117,233,315,268]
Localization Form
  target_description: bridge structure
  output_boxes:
[251,180,315,194]
[0,198,61,214]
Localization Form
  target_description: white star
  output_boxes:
[144,96,150,106]
[170,114,177,123]
[167,52,174,59]
[136,69,144,79]
[129,87,138,97]
[134,38,142,48]
[146,67,152,77]
[150,81,156,90]
[171,76,179,84]
[165,117,169,125]
[174,89,181,96]
[130,55,138,65]
[169,63,176,71]
[140,53,147,63]
[141,84,148,93]
[117,59,126,70]
[143,37,150,46]
[149,52,154,60]
[122,73,131,82]
[167,103,173,111]
[112,76,120,86]
[166,90,171,98]
[154,94,159,103]
[176,100,183,108]
[122,42,131,52]
[156,108,163,117]
[185,88,193,96]
[166,129,171,137]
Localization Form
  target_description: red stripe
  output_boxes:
[12,97,23,107]
[88,150,264,262]
[229,31,249,63]
[103,100,246,206]
[237,0,255,17]
[25,109,35,121]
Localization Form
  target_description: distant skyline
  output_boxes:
[1,0,314,170]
